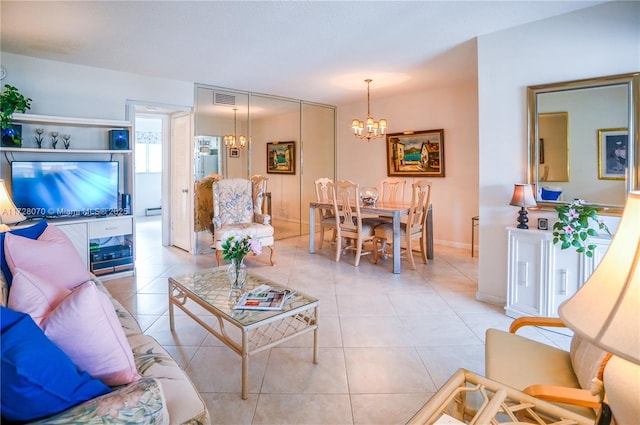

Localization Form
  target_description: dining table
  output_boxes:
[309,200,412,274]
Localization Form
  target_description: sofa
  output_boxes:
[0,221,210,424]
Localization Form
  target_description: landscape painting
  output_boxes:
[386,129,445,177]
[266,141,295,174]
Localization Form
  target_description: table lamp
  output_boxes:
[559,190,639,365]
[0,179,25,232]
[559,191,640,423]
[509,184,536,229]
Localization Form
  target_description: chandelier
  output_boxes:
[351,79,387,141]
[223,108,248,148]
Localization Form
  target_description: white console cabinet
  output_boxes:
[506,227,611,318]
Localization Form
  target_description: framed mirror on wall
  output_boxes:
[528,72,639,212]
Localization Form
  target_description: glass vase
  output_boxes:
[227,257,247,299]
[360,187,378,205]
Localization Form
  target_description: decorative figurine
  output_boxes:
[51,131,59,149]
[34,128,44,148]
[62,134,71,150]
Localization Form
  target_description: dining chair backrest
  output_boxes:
[407,180,432,237]
[380,177,407,203]
[331,180,362,236]
[315,178,333,203]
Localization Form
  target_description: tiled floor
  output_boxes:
[104,217,571,425]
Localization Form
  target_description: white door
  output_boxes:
[170,113,192,252]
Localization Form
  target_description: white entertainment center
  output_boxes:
[1,113,135,279]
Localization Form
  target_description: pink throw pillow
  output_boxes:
[7,268,71,326]
[42,281,140,386]
[4,225,91,290]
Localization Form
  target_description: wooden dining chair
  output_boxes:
[330,180,378,266]
[373,180,432,269]
[379,177,407,203]
[372,177,408,253]
[314,177,336,249]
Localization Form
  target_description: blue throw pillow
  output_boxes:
[1,306,111,423]
[0,220,48,286]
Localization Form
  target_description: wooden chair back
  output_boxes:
[380,177,407,203]
[407,180,432,238]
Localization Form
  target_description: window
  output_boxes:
[135,116,163,173]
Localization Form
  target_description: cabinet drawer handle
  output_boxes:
[105,226,117,230]
[559,270,568,295]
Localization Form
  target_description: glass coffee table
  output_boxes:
[168,268,319,399]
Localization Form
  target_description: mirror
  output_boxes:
[194,84,337,246]
[528,72,639,212]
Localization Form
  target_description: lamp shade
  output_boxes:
[0,179,25,225]
[559,191,640,365]
[509,184,537,207]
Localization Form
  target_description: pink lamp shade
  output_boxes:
[559,191,640,365]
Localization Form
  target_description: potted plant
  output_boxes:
[552,199,611,257]
[1,84,32,147]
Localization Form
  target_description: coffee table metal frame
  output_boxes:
[168,268,319,399]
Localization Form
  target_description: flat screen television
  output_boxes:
[11,161,120,218]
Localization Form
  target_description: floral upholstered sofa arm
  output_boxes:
[28,378,168,424]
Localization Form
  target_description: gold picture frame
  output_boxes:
[386,129,445,177]
[598,128,628,180]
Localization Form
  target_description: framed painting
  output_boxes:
[386,129,445,177]
[229,148,240,158]
[598,128,628,180]
[267,141,295,174]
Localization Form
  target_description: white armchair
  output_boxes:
[212,178,275,266]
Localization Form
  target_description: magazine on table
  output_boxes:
[233,284,296,311]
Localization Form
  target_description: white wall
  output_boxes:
[0,53,193,120]
[336,80,480,248]
[476,1,640,305]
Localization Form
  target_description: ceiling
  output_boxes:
[1,1,606,105]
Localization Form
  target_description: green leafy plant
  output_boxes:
[552,199,611,257]
[221,235,262,263]
[1,84,32,145]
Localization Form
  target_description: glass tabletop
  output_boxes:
[169,267,318,326]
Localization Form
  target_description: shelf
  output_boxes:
[0,147,132,154]
[11,113,131,128]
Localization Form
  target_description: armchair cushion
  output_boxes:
[486,328,579,390]
[485,328,594,418]
[216,223,275,242]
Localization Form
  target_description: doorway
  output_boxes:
[127,101,192,251]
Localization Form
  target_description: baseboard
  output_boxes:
[476,291,505,307]
[433,239,470,250]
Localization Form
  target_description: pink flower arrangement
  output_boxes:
[221,235,262,263]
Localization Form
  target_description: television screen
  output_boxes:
[11,161,120,218]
